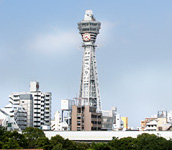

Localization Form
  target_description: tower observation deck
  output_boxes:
[78,10,101,112]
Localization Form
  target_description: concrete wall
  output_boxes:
[44,131,172,141]
[71,105,77,131]
[84,105,91,131]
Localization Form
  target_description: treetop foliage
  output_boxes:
[0,126,172,150]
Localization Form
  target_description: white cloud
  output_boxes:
[97,21,130,46]
[96,20,118,47]
[98,21,117,38]
[28,28,81,54]
[28,21,118,54]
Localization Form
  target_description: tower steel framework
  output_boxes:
[78,10,101,112]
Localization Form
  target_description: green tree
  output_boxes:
[50,134,65,146]
[117,137,136,150]
[8,130,27,148]
[91,142,111,150]
[76,142,90,150]
[108,136,138,150]
[63,138,77,150]
[108,137,120,150]
[35,137,51,150]
[166,139,172,150]
[0,126,7,148]
[136,133,170,150]
[22,127,45,148]
[50,135,78,150]
[2,138,21,149]
[52,143,63,150]
[0,130,26,149]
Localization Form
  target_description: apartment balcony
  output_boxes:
[34,95,41,98]
[13,102,20,105]
[34,104,41,108]
[17,113,27,117]
[92,124,102,128]
[41,102,44,105]
[34,109,41,112]
[12,96,19,99]
[91,118,102,122]
[45,113,49,117]
[44,118,50,121]
[34,100,41,103]
[41,106,45,109]
[16,121,27,126]
[16,117,27,121]
[34,109,41,113]
[34,114,41,118]
[34,118,41,122]
[45,101,50,104]
[44,111,50,115]
[77,113,82,117]
[34,123,41,126]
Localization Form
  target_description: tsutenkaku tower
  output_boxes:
[78,10,101,112]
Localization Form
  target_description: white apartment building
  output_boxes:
[13,104,27,130]
[9,81,51,129]
[51,111,68,131]
[168,111,172,123]
[101,107,125,131]
[144,120,158,131]
[0,103,27,130]
[101,107,117,131]
[113,113,124,130]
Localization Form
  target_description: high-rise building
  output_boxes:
[9,81,51,129]
[78,10,101,112]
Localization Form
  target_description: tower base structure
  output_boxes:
[71,105,102,131]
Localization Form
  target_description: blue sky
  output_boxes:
[0,0,172,128]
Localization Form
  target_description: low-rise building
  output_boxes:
[113,113,124,131]
[71,105,102,131]
[51,111,68,131]
[101,107,117,131]
[121,117,128,130]
[141,110,172,131]
[0,103,27,130]
[61,99,75,130]
[140,118,157,131]
[144,120,158,131]
[167,111,172,123]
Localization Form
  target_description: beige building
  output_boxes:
[71,105,102,131]
[157,117,167,131]
[140,111,172,131]
[121,117,128,129]
[140,118,157,131]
